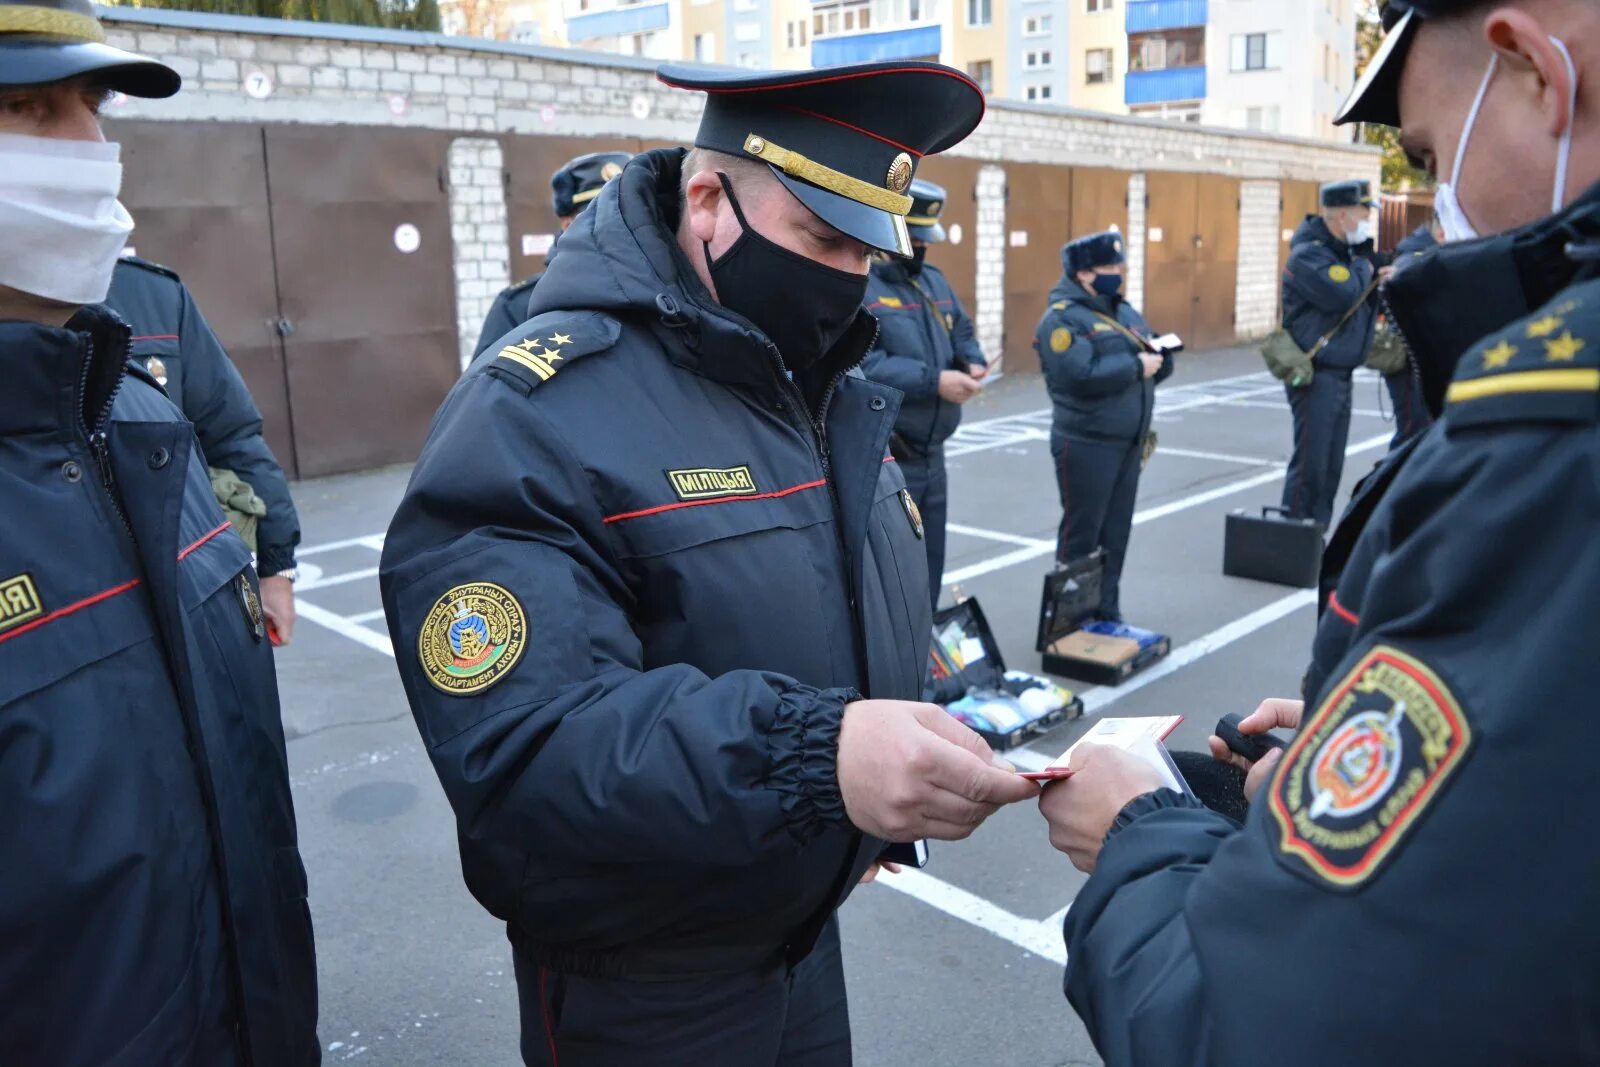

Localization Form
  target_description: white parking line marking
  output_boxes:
[347,608,387,625]
[296,598,394,657]
[873,868,1067,966]
[1223,399,1387,418]
[297,566,381,593]
[946,524,1054,549]
[298,534,386,557]
[1157,447,1277,466]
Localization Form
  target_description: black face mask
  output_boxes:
[704,174,869,373]
[905,245,928,277]
[1384,185,1600,417]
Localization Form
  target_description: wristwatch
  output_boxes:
[266,567,299,583]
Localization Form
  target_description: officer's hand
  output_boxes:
[1138,353,1163,379]
[258,575,296,647]
[938,370,983,404]
[1039,743,1167,873]
[1206,697,1303,802]
[858,860,903,885]
[966,362,989,382]
[837,700,1040,842]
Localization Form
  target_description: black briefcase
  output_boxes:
[1223,507,1322,588]
[1034,551,1170,686]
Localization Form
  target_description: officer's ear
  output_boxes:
[682,168,728,247]
[1482,7,1576,141]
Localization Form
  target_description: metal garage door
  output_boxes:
[502,133,644,288]
[1000,162,1075,375]
[913,155,982,326]
[1142,171,1240,349]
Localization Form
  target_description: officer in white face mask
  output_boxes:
[0,3,320,1064]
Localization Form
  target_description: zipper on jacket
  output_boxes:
[77,334,134,540]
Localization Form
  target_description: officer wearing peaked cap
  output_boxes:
[1036,2,1600,1064]
[474,150,633,357]
[1036,230,1171,621]
[0,2,318,1063]
[382,61,1038,1065]
[862,178,988,606]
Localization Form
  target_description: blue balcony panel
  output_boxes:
[811,24,941,65]
[565,1,669,41]
[1124,65,1206,105]
[1125,0,1206,33]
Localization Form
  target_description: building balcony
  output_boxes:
[1125,0,1206,33]
[812,23,940,64]
[565,0,669,42]
[1125,64,1205,105]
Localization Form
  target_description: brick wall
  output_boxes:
[1235,180,1284,340]
[99,8,1380,365]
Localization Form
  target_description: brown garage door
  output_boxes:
[263,126,460,479]
[108,120,297,475]
[1191,174,1240,348]
[502,134,644,288]
[1001,162,1075,375]
[914,155,982,325]
[1279,179,1321,292]
[1142,172,1240,349]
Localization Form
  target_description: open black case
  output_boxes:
[926,596,1082,751]
[1035,551,1170,686]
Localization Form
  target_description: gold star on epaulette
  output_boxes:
[1525,315,1563,338]
[550,332,573,346]
[1544,331,1586,362]
[498,338,566,381]
[1480,340,1516,370]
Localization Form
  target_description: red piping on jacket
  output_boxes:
[131,334,179,342]
[1327,589,1359,626]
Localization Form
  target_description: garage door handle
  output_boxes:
[274,318,296,338]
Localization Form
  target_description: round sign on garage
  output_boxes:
[394,223,421,254]
[948,223,964,246]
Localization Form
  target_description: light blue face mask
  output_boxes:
[1436,36,1578,242]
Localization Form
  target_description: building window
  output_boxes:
[1024,49,1052,68]
[1244,105,1280,132]
[785,19,806,47]
[1023,13,1049,34]
[1086,0,1111,10]
[966,59,993,92]
[735,21,761,41]
[966,0,991,25]
[693,31,715,60]
[1085,47,1112,84]
[1129,28,1204,71]
[1025,84,1053,101]
[733,0,756,10]
[737,50,760,67]
[1230,32,1281,71]
[859,6,870,27]
[909,0,923,20]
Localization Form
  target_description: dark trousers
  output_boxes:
[1053,435,1142,620]
[1382,369,1431,451]
[514,916,852,1067]
[1281,370,1353,529]
[898,449,947,609]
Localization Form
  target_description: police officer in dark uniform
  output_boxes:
[381,61,1037,1065]
[862,179,987,604]
[0,4,318,1063]
[1280,179,1381,527]
[108,257,304,642]
[1037,2,1600,1063]
[474,150,632,356]
[1377,214,1441,447]
[1036,231,1172,621]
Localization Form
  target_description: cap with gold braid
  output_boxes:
[656,61,986,257]
[904,178,948,244]
[551,150,633,218]
[1,0,179,98]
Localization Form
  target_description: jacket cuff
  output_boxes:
[1105,788,1207,844]
[768,685,858,845]
[256,545,298,577]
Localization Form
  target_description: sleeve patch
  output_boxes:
[1049,327,1074,353]
[1328,264,1352,283]
[417,581,528,695]
[1268,645,1473,891]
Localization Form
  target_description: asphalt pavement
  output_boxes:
[274,345,1405,1064]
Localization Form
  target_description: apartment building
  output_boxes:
[489,0,1355,141]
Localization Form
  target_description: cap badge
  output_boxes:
[886,153,914,195]
[600,161,623,181]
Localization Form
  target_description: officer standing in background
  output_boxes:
[382,61,1037,1065]
[474,150,632,356]
[108,256,304,643]
[1037,0,1600,1062]
[1037,232,1172,622]
[862,178,987,605]
[1374,212,1440,447]
[0,3,318,1063]
[1279,179,1385,527]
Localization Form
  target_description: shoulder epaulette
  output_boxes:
[481,310,621,393]
[501,274,542,300]
[1050,301,1068,311]
[116,255,182,283]
[1444,279,1600,430]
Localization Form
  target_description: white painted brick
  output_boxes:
[396,52,426,72]
[295,44,329,65]
[458,58,487,77]
[165,55,200,79]
[200,58,239,82]
[330,47,363,68]
[443,76,471,96]
[413,73,443,94]
[277,64,311,87]
[427,54,456,74]
[138,31,176,53]
[348,69,380,91]
[364,49,396,70]
[219,37,257,59]
[380,71,411,92]
[502,79,529,100]
[473,77,500,96]
[571,65,596,86]
[489,60,515,79]
[312,67,345,89]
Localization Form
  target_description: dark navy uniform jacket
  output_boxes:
[1061,283,1600,1066]
[862,258,985,456]
[0,307,318,1065]
[474,272,542,359]
[1393,223,1438,260]
[107,257,301,576]
[1283,215,1377,372]
[381,148,930,971]
[1036,276,1171,449]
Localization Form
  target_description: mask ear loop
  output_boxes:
[1549,37,1579,212]
[703,171,753,276]
[1449,54,1499,191]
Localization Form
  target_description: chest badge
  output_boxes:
[418,582,529,696]
[236,573,265,642]
[145,355,169,386]
[900,488,924,539]
[0,573,44,636]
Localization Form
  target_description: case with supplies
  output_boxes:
[1035,550,1170,686]
[926,596,1083,751]
[1223,506,1323,588]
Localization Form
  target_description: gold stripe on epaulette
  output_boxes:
[570,188,602,205]
[743,134,913,216]
[0,4,104,41]
[1446,367,1600,404]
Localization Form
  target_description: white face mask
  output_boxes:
[1437,37,1579,243]
[0,133,134,305]
[1347,219,1373,246]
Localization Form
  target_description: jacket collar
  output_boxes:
[0,304,129,439]
[1049,273,1120,315]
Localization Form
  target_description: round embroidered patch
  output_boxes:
[418,582,528,696]
[1050,327,1074,353]
[1328,264,1352,283]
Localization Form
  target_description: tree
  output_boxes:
[1354,0,1429,191]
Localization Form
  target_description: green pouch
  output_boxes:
[1365,325,1409,375]
[1260,328,1315,387]
[209,466,268,552]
